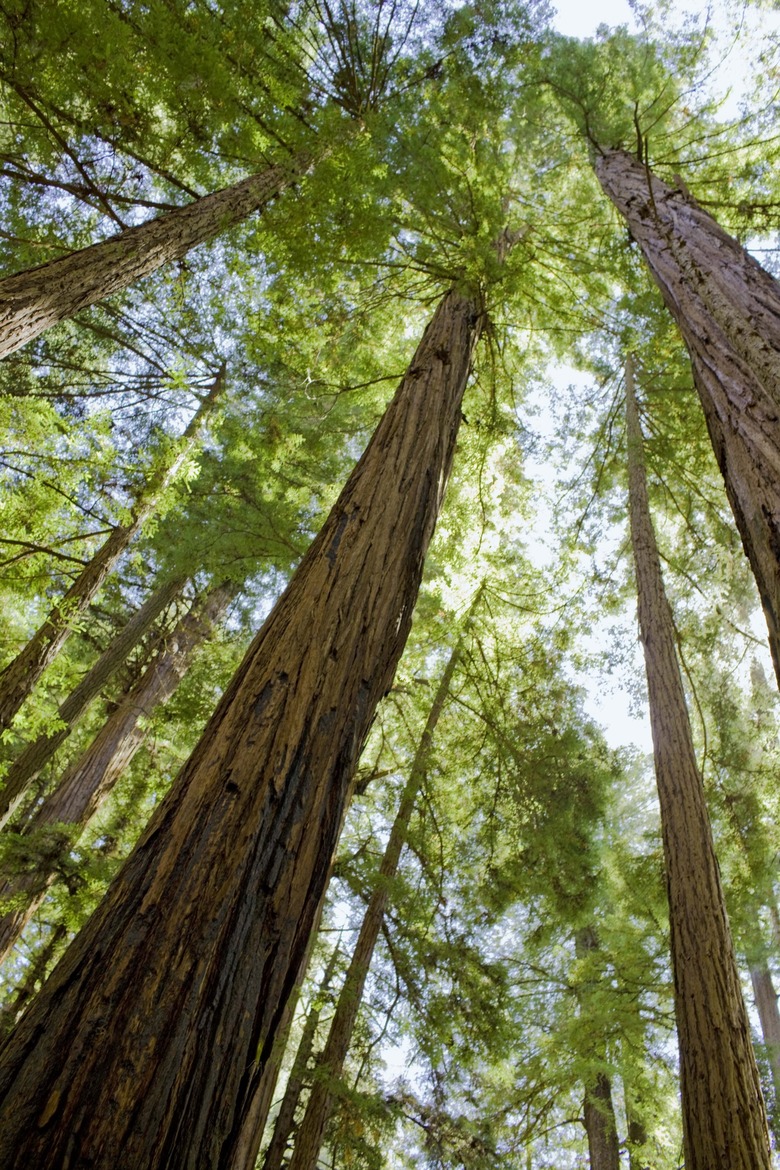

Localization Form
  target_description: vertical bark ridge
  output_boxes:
[287,611,473,1170]
[0,575,186,829]
[0,367,224,736]
[0,159,309,359]
[625,355,771,1170]
[0,583,233,965]
[596,148,780,686]
[0,286,483,1170]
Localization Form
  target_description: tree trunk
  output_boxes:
[261,945,341,1170]
[596,148,780,686]
[0,575,186,829]
[0,367,224,736]
[625,355,772,1170]
[750,962,780,1110]
[0,286,482,1170]
[0,923,67,1038]
[574,926,620,1170]
[0,583,233,964]
[288,621,469,1170]
[626,1114,650,1170]
[0,158,308,359]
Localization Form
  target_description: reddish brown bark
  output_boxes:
[0,287,482,1170]
[288,624,467,1170]
[0,575,185,829]
[0,368,223,737]
[0,160,307,359]
[596,148,780,686]
[0,584,232,965]
[625,356,771,1170]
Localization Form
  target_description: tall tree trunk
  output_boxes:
[625,355,772,1170]
[0,158,308,359]
[0,583,233,964]
[596,148,780,686]
[0,286,483,1170]
[0,367,224,736]
[261,945,341,1170]
[288,620,469,1170]
[0,575,186,829]
[0,923,67,1038]
[574,926,620,1170]
[750,962,780,1111]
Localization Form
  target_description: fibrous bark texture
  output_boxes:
[0,287,482,1170]
[0,575,185,829]
[0,369,222,737]
[596,148,780,686]
[625,358,771,1170]
[0,161,305,359]
[288,625,466,1170]
[0,583,231,965]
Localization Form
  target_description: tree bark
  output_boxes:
[625,355,772,1170]
[261,945,341,1170]
[0,583,233,964]
[0,367,223,736]
[287,620,469,1170]
[750,962,780,1110]
[0,286,483,1170]
[0,575,186,829]
[574,926,620,1170]
[596,148,780,686]
[0,159,308,359]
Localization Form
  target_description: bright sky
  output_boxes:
[551,0,636,37]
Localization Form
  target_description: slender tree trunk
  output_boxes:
[625,355,772,1170]
[0,575,186,829]
[0,583,233,964]
[626,1114,650,1170]
[261,945,341,1170]
[750,963,780,1109]
[0,367,223,736]
[574,926,620,1170]
[596,148,780,686]
[288,622,469,1170]
[0,158,309,359]
[0,923,67,1038]
[0,286,483,1170]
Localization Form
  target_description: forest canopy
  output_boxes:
[0,1,779,1168]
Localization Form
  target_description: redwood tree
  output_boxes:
[287,613,470,1170]
[625,354,772,1170]
[596,148,780,686]
[0,367,224,737]
[0,582,233,964]
[0,161,309,359]
[0,285,483,1170]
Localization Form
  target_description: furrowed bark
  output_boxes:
[287,619,470,1170]
[0,159,308,359]
[0,575,186,829]
[0,286,483,1170]
[596,148,780,686]
[0,583,232,965]
[574,927,620,1170]
[261,945,341,1170]
[0,368,224,736]
[625,356,772,1170]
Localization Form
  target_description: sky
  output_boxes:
[551,0,637,37]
